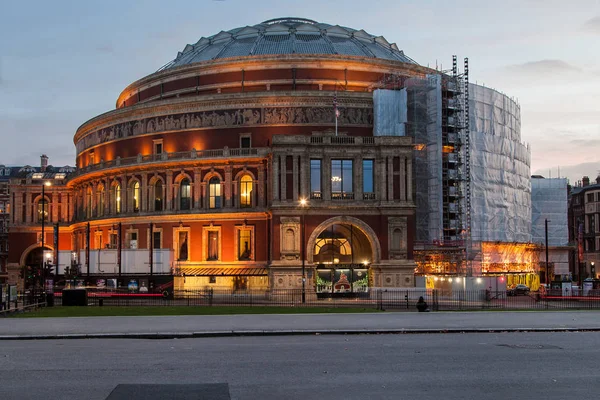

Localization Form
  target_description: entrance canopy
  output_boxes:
[181,267,267,276]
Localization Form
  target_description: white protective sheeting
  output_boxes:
[469,84,531,243]
[531,177,568,247]
[373,89,407,136]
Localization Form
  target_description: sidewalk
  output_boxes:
[2,311,600,340]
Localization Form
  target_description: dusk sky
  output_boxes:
[1,0,598,184]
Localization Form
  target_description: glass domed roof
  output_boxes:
[159,17,417,71]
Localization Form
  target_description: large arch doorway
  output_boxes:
[22,246,52,290]
[310,220,375,298]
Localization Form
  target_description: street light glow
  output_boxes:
[299,198,307,206]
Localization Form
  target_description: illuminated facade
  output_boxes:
[8,18,426,292]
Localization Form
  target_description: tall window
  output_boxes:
[114,184,121,214]
[97,186,105,216]
[208,231,219,260]
[209,177,221,209]
[310,159,321,199]
[132,182,140,213]
[154,181,163,211]
[238,229,252,260]
[362,159,374,199]
[37,199,49,223]
[153,231,162,249]
[177,231,188,261]
[331,159,353,200]
[180,178,191,210]
[240,175,253,208]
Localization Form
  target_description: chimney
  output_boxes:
[582,176,590,187]
[40,154,48,172]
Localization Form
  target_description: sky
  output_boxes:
[1,0,598,184]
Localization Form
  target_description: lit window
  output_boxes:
[208,231,219,261]
[238,229,252,260]
[331,159,353,200]
[240,175,253,208]
[132,182,140,212]
[209,177,221,209]
[180,179,191,210]
[37,199,49,223]
[113,184,121,214]
[32,173,44,179]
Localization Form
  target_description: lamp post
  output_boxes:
[40,181,51,293]
[300,198,308,303]
[545,218,550,286]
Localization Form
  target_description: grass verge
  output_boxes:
[12,306,381,318]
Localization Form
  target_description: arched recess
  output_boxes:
[148,175,165,212]
[306,216,381,264]
[20,243,54,267]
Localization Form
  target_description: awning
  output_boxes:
[180,267,268,277]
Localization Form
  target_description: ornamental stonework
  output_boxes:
[76,106,374,153]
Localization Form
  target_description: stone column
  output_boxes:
[52,191,59,223]
[225,166,232,208]
[165,171,173,211]
[92,182,98,217]
[258,164,265,207]
[280,155,287,201]
[272,155,279,201]
[120,175,128,214]
[323,155,331,201]
[14,190,22,224]
[68,192,74,222]
[193,168,201,209]
[377,158,386,202]
[292,155,299,201]
[104,178,110,215]
[141,172,148,212]
[400,156,406,201]
[25,192,32,224]
[354,155,362,201]
[387,157,393,201]
[407,158,413,202]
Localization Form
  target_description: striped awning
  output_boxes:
[180,267,268,277]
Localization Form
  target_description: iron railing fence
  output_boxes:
[8,288,600,312]
[35,288,600,311]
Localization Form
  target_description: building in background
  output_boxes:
[568,175,600,282]
[531,176,570,283]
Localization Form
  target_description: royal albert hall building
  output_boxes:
[9,17,430,294]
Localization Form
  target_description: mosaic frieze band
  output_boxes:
[76,106,374,153]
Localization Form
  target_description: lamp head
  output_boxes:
[299,198,307,206]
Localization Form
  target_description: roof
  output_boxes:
[159,17,417,71]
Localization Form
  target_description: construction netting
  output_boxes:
[373,88,407,136]
[469,84,532,243]
[531,177,568,247]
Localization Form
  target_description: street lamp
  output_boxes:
[41,181,51,293]
[300,198,308,303]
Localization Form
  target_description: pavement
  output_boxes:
[2,310,600,340]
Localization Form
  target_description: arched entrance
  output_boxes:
[307,217,380,297]
[21,245,53,289]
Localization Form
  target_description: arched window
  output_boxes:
[112,184,121,214]
[37,198,49,223]
[86,188,93,218]
[180,178,191,210]
[154,181,163,211]
[209,177,221,209]
[132,182,140,213]
[97,186,105,217]
[240,175,253,208]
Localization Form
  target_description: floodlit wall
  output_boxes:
[531,177,568,247]
[469,84,531,243]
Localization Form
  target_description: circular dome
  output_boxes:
[159,17,417,71]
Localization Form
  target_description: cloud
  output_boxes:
[505,59,581,75]
[582,16,600,34]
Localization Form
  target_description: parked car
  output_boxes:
[507,284,530,296]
